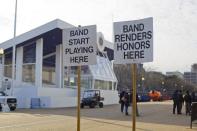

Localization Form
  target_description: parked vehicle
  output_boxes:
[0,91,17,111]
[81,90,104,108]
[148,90,162,101]
[138,93,151,102]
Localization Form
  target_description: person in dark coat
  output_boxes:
[184,90,192,115]
[172,90,178,114]
[124,92,129,115]
[177,90,184,114]
[119,91,125,113]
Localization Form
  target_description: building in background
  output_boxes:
[184,64,197,85]
[191,64,197,73]
[0,19,118,108]
[166,71,183,79]
[184,72,197,85]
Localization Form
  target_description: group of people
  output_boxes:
[172,90,196,115]
[119,91,139,116]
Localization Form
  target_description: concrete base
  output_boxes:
[13,87,118,108]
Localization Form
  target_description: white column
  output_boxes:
[0,55,4,89]
[16,47,23,85]
[10,46,16,95]
[55,44,62,88]
[112,82,114,90]
[35,38,43,88]
[12,46,16,80]
[92,79,95,89]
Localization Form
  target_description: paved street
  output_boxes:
[0,101,196,131]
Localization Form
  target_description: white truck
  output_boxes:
[0,91,17,111]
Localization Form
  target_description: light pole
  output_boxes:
[161,81,164,87]
[161,81,164,91]
[175,83,177,90]
[181,85,183,91]
[11,0,17,96]
[141,77,145,93]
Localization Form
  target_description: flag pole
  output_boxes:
[11,0,17,95]
[14,0,17,37]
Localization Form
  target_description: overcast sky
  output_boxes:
[0,0,197,73]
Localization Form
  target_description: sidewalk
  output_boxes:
[0,101,196,131]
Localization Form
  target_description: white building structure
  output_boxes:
[0,19,118,108]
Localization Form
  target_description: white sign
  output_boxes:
[63,25,97,66]
[113,17,153,64]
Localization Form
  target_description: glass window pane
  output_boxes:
[81,66,91,75]
[65,66,91,75]
[43,55,55,67]
[4,52,12,65]
[42,66,55,85]
[42,55,56,86]
[64,65,92,88]
[22,64,35,83]
[109,81,112,90]
[81,77,92,89]
[64,76,92,89]
[23,43,36,63]
[4,65,12,78]
[94,80,112,90]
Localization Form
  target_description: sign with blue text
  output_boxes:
[113,17,153,64]
[63,25,97,66]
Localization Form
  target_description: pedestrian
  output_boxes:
[172,90,178,114]
[184,90,192,115]
[124,92,129,115]
[177,90,184,114]
[119,91,125,113]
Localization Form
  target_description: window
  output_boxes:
[23,43,36,63]
[22,43,36,83]
[81,77,92,89]
[65,66,90,75]
[64,66,92,88]
[42,55,56,85]
[109,81,112,90]
[4,51,12,78]
[94,80,112,90]
[64,76,77,88]
[64,76,92,89]
[22,64,35,83]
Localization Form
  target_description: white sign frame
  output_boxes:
[113,17,153,64]
[63,25,97,66]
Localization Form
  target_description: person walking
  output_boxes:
[119,91,125,113]
[172,90,178,114]
[124,92,129,115]
[184,90,192,115]
[177,90,184,114]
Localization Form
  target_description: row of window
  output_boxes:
[3,43,115,90]
[64,75,114,90]
[4,43,55,85]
